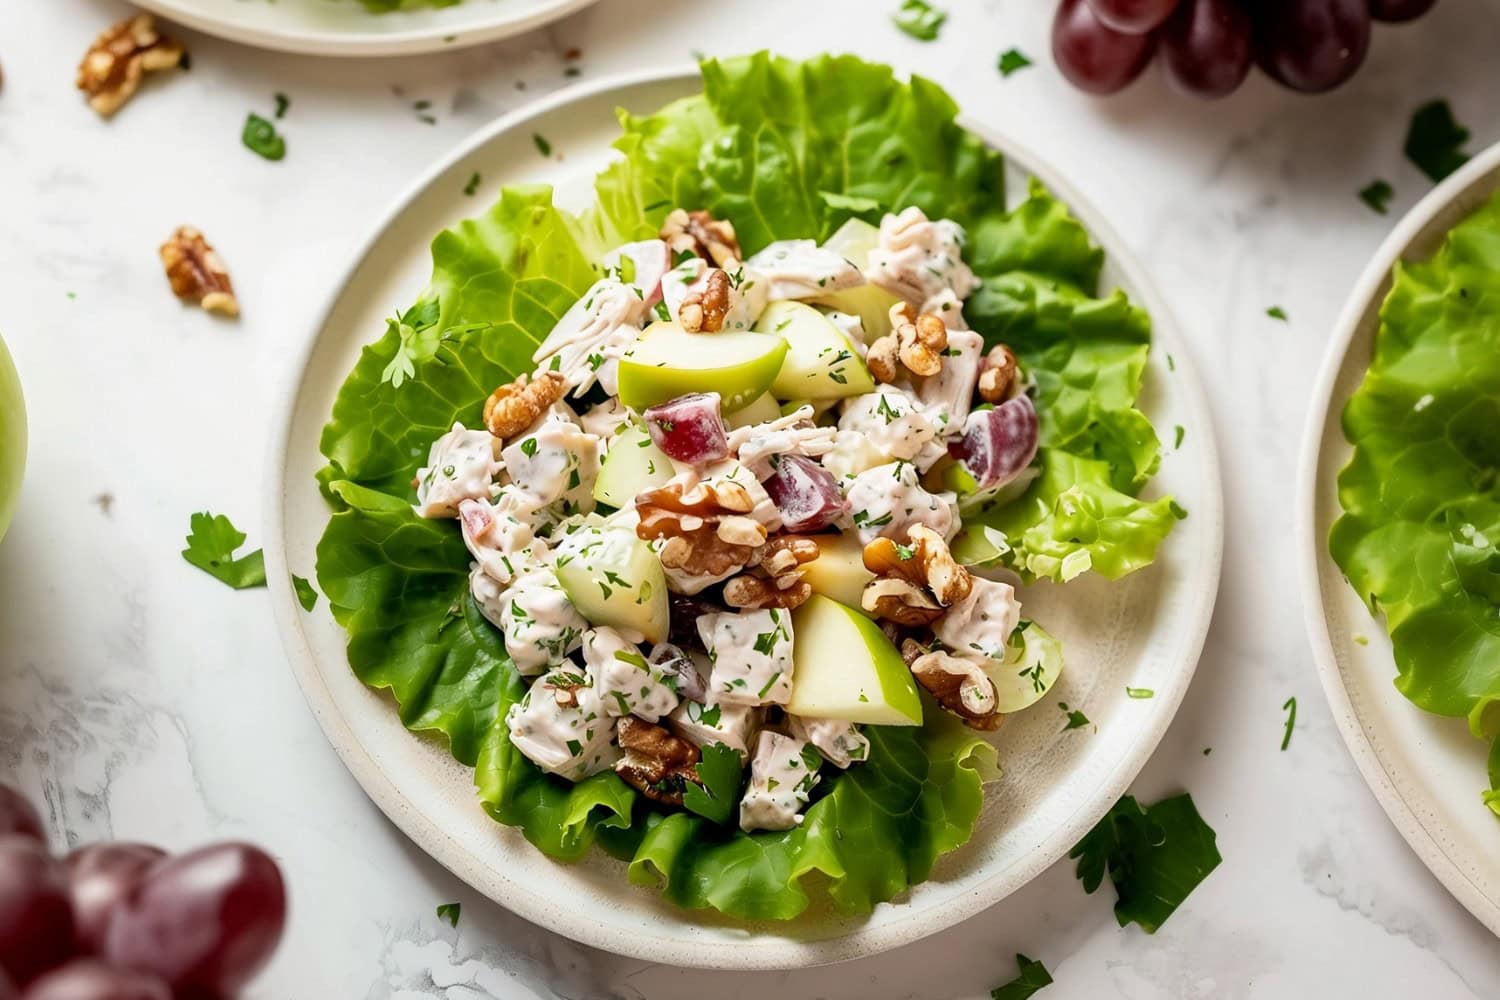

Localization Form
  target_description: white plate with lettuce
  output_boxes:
[1299,141,1500,937]
[131,0,598,57]
[265,57,1223,967]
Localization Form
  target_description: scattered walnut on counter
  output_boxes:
[977,344,1019,404]
[678,268,731,333]
[867,301,948,383]
[77,14,184,118]
[723,535,820,610]
[909,649,1003,731]
[637,478,766,579]
[159,226,238,317]
[482,370,565,440]
[660,209,741,268]
[614,716,702,805]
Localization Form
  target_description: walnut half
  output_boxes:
[978,344,1019,404]
[77,14,184,118]
[909,649,1003,731]
[723,536,821,610]
[861,525,972,627]
[637,478,766,579]
[159,227,238,317]
[483,370,565,440]
[614,716,702,805]
[679,268,731,333]
[660,209,742,269]
[868,302,948,383]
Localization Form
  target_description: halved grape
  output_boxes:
[1369,0,1436,21]
[103,843,285,1000]
[0,787,42,844]
[0,836,75,985]
[65,843,167,955]
[1054,0,1159,95]
[644,392,729,466]
[762,454,849,533]
[1255,0,1371,93]
[1086,0,1181,34]
[950,396,1040,490]
[22,960,170,1000]
[1161,0,1253,97]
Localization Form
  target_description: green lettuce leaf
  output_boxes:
[1330,189,1500,815]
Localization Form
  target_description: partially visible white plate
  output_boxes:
[264,66,1224,968]
[1297,141,1500,938]
[132,0,598,57]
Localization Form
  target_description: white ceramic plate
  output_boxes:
[131,0,598,57]
[1297,141,1500,938]
[264,67,1224,969]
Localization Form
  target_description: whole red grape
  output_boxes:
[1369,0,1437,21]
[103,843,285,1000]
[1160,0,1253,98]
[0,836,75,985]
[0,788,43,844]
[21,960,170,1000]
[65,844,167,955]
[0,968,15,1000]
[1256,0,1371,93]
[1054,0,1158,95]
[1085,0,1181,34]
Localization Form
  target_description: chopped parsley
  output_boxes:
[435,902,461,927]
[1058,702,1090,731]
[1281,696,1297,751]
[614,649,649,671]
[1266,305,1288,321]
[1358,179,1393,214]
[533,132,553,157]
[292,575,318,611]
[182,512,266,589]
[1173,425,1185,450]
[520,437,539,458]
[997,48,1032,78]
[273,92,291,119]
[463,171,482,196]
[682,742,741,824]
[696,703,722,727]
[990,953,1052,999]
[241,113,286,161]
[1404,99,1471,183]
[1069,793,1221,932]
[565,739,583,757]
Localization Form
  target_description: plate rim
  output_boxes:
[1295,140,1500,938]
[130,0,599,57]
[263,64,1225,968]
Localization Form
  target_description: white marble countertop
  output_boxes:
[3,0,1499,996]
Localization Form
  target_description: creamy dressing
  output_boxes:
[458,492,539,585]
[582,626,680,723]
[745,239,865,300]
[495,565,587,676]
[844,460,957,544]
[828,386,941,479]
[500,411,601,523]
[505,668,620,780]
[866,207,978,313]
[933,576,1023,662]
[739,731,821,832]
[786,715,869,768]
[726,405,837,479]
[532,274,654,398]
[667,695,760,761]
[414,423,503,518]
[697,608,795,707]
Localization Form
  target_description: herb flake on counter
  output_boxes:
[682,742,740,824]
[273,92,290,119]
[1059,702,1090,731]
[533,132,553,157]
[1266,305,1288,321]
[293,575,318,612]
[414,99,436,125]
[241,113,285,162]
[182,512,266,589]
[1405,100,1471,183]
[1126,687,1154,699]
[1173,425,1184,450]
[893,0,946,41]
[463,172,482,197]
[1069,793,1221,933]
[436,902,461,927]
[1166,353,1176,372]
[998,48,1032,77]
[1359,179,1394,215]
[990,953,1053,999]
[1281,696,1297,751]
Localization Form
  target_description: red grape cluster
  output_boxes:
[1053,0,1439,98]
[0,784,286,1000]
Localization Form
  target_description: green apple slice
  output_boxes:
[725,392,782,429]
[756,301,874,400]
[799,533,875,610]
[617,320,788,412]
[553,523,669,644]
[821,217,881,266]
[593,425,672,509]
[787,594,922,726]
[810,219,901,342]
[981,620,1063,713]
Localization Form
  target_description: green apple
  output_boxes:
[617,320,788,412]
[982,620,1063,713]
[811,218,902,342]
[755,301,874,400]
[593,424,672,509]
[799,533,874,610]
[553,523,669,644]
[788,594,922,726]
[725,392,781,429]
[821,217,881,266]
[0,335,24,544]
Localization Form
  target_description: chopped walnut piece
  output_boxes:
[868,302,949,383]
[614,716,702,805]
[482,370,565,440]
[679,268,731,333]
[977,344,1019,404]
[910,650,1003,730]
[77,14,184,118]
[660,209,742,268]
[723,535,821,610]
[861,524,972,626]
[638,478,764,579]
[159,227,238,317]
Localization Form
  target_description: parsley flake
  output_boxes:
[1358,179,1393,214]
[242,113,285,161]
[292,575,318,611]
[533,132,553,157]
[436,902,461,927]
[997,49,1032,78]
[893,0,946,41]
[1404,99,1471,183]
[990,953,1052,999]
[1266,306,1288,321]
[463,171,482,196]
[1126,687,1154,699]
[1281,696,1297,751]
[1059,702,1090,731]
[182,512,267,589]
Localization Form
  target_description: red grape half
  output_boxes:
[1054,0,1158,95]
[1369,0,1437,22]
[0,788,42,845]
